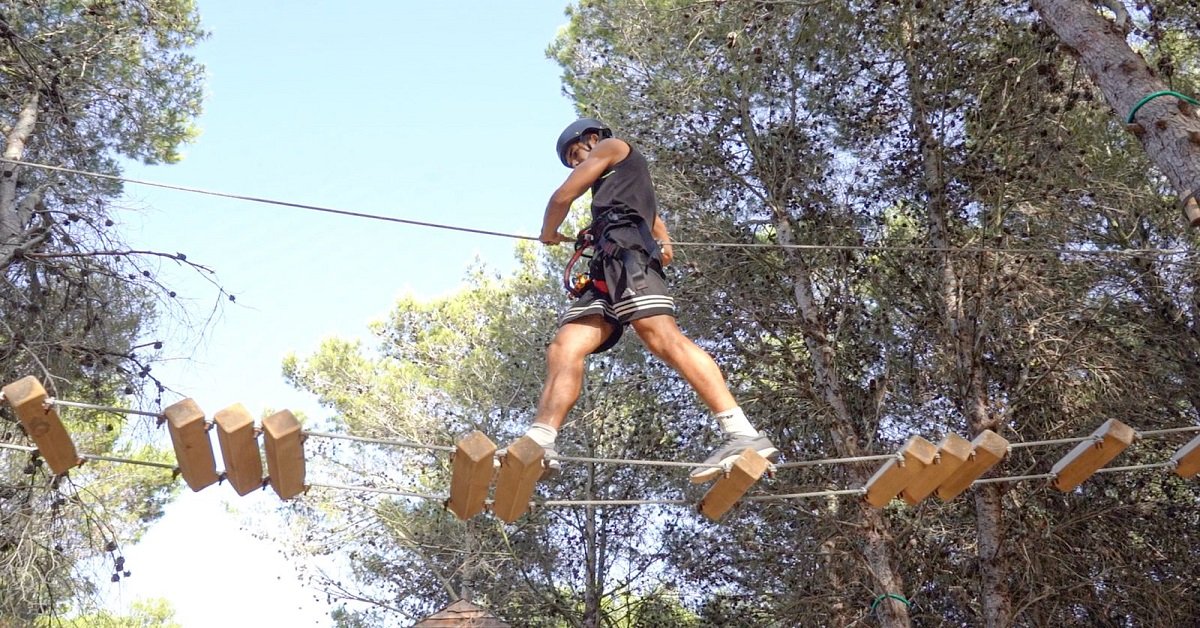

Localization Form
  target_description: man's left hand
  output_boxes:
[659,242,674,266]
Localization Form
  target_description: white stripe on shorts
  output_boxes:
[561,301,614,323]
[613,295,675,318]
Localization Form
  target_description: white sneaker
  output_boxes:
[690,434,777,484]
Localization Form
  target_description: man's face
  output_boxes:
[565,133,597,168]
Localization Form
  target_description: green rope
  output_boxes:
[1126,90,1200,124]
[870,593,912,612]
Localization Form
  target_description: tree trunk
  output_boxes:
[1032,0,1200,226]
[582,461,600,628]
[0,91,40,261]
[774,214,911,628]
[820,536,854,627]
[900,12,1012,624]
[974,486,1011,626]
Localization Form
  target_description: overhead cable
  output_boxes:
[4,157,1194,259]
[0,157,537,242]
[0,441,177,471]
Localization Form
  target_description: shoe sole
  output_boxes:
[690,446,778,484]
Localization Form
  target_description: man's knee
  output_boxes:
[546,334,588,365]
[548,318,612,364]
[632,316,684,355]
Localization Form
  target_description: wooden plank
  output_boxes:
[214,403,264,496]
[1,377,79,475]
[699,448,768,521]
[863,436,937,508]
[901,434,972,506]
[1050,419,1136,491]
[1170,432,1200,479]
[446,431,497,520]
[491,436,543,523]
[936,430,1009,500]
[163,398,218,492]
[262,410,306,500]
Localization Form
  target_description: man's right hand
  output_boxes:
[540,231,574,245]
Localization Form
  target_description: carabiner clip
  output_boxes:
[563,228,596,298]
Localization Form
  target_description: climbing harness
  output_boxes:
[562,213,665,299]
[563,228,605,297]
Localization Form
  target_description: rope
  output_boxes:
[975,472,1056,485]
[47,398,164,419]
[776,453,897,470]
[745,488,866,501]
[2,157,1194,259]
[0,158,537,242]
[1126,90,1200,124]
[1096,461,1176,474]
[305,456,1180,508]
[0,442,1186,508]
[552,452,723,470]
[0,441,177,472]
[37,399,463,454]
[540,498,692,507]
[80,453,177,470]
[302,430,455,453]
[666,239,1191,258]
[1138,426,1200,438]
[1008,435,1095,450]
[300,423,1198,472]
[8,395,1199,509]
[306,481,445,502]
[22,396,1200,472]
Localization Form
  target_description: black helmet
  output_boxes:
[556,118,612,167]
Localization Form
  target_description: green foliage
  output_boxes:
[1,0,207,165]
[601,589,699,627]
[39,597,182,628]
[0,0,207,622]
[283,233,719,626]
[277,1,1200,626]
[548,0,1200,625]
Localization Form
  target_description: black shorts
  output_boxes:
[559,253,675,354]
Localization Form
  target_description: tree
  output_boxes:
[549,0,1200,625]
[1032,0,1200,226]
[37,597,183,628]
[284,241,704,627]
[0,0,208,621]
[272,2,1200,625]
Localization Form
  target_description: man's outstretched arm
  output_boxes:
[539,138,629,244]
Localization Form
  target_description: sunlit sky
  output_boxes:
[101,1,578,624]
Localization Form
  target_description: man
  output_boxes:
[518,118,776,484]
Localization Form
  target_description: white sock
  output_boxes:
[525,423,558,448]
[715,407,758,439]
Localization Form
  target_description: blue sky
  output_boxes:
[102,1,579,624]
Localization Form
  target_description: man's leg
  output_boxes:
[516,315,613,477]
[631,314,776,482]
[629,314,734,413]
[533,314,614,430]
